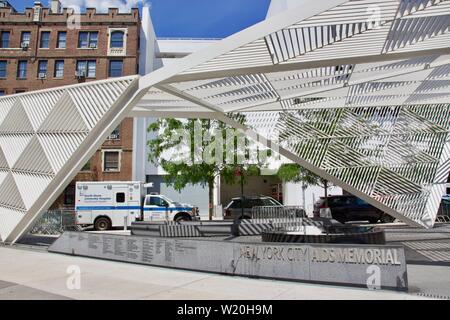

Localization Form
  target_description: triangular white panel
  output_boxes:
[0,147,9,171]
[396,0,444,18]
[12,136,54,175]
[0,173,26,211]
[0,100,35,134]
[0,171,8,186]
[21,90,64,131]
[0,76,138,243]
[0,134,34,168]
[434,138,450,182]
[350,57,436,84]
[68,81,132,130]
[38,93,88,133]
[0,96,18,127]
[390,31,450,54]
[281,24,393,64]
[37,132,88,173]
[266,22,384,64]
[0,207,24,242]
[373,69,433,82]
[405,92,450,104]
[383,15,450,53]
[415,80,450,93]
[12,173,52,211]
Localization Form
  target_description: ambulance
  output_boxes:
[75,181,200,231]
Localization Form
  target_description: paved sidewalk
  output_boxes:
[0,246,434,300]
[0,280,71,300]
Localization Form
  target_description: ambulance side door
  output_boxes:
[113,187,129,227]
[144,196,169,221]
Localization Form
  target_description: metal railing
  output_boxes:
[251,206,308,230]
[29,209,79,235]
[436,201,450,223]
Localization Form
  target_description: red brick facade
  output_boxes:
[0,3,140,209]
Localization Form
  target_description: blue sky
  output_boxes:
[9,0,271,38]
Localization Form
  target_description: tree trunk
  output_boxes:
[301,184,307,212]
[208,179,214,221]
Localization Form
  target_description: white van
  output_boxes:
[75,181,199,231]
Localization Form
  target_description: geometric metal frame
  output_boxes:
[0,76,140,243]
[0,0,449,242]
[135,0,450,228]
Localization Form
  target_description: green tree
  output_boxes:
[276,163,331,207]
[147,118,269,220]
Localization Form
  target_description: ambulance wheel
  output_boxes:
[94,217,112,231]
[175,213,192,222]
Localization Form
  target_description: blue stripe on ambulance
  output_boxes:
[76,206,141,211]
[76,206,193,211]
[143,207,193,211]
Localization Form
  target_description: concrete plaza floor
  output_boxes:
[0,245,448,300]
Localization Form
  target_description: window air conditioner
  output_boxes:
[75,71,86,79]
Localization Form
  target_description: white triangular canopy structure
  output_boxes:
[0,77,139,243]
[39,93,89,133]
[0,0,449,243]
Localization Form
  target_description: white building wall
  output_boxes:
[135,9,219,217]
[284,182,343,216]
[134,6,162,182]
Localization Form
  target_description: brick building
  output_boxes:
[0,0,140,208]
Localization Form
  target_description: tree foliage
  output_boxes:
[147,118,270,219]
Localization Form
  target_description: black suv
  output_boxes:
[223,196,283,220]
[313,195,395,224]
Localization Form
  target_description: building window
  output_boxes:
[108,60,123,77]
[78,31,98,48]
[0,31,10,48]
[103,151,120,172]
[17,60,27,79]
[0,60,6,78]
[147,196,168,207]
[54,60,64,78]
[56,31,66,48]
[14,89,26,94]
[110,31,124,48]
[107,126,120,140]
[20,31,31,47]
[76,60,96,78]
[64,185,75,206]
[39,31,50,48]
[0,90,5,96]
[37,60,48,78]
[116,192,125,203]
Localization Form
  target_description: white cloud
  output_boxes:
[56,0,146,13]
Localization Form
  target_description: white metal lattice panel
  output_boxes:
[0,76,139,242]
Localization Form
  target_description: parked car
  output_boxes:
[224,196,284,220]
[313,195,395,224]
